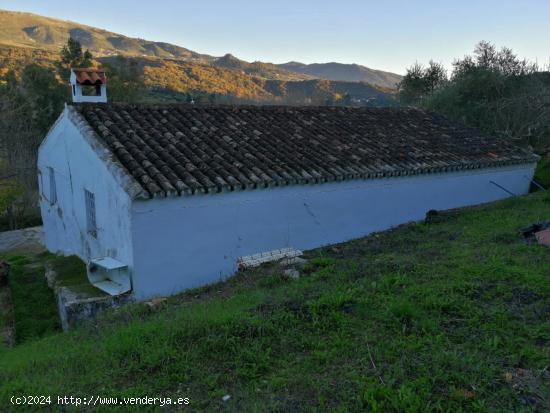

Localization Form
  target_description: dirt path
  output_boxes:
[0,227,44,253]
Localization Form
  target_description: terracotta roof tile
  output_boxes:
[73,68,106,85]
[72,103,538,198]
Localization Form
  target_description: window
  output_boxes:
[48,167,57,204]
[85,189,97,237]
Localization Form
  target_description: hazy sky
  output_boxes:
[1,0,549,74]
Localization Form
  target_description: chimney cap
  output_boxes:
[71,68,107,85]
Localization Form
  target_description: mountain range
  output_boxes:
[279,62,402,90]
[0,10,402,87]
[0,10,402,103]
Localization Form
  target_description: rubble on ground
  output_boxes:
[238,247,303,270]
[504,367,550,410]
[145,297,167,311]
[279,256,308,268]
[283,269,300,279]
[238,247,308,280]
[279,255,308,280]
[521,221,550,247]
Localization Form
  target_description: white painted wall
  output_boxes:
[38,109,133,270]
[130,163,535,300]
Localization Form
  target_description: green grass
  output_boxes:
[0,252,60,344]
[0,287,10,331]
[39,252,104,296]
[0,282,13,347]
[0,252,92,344]
[0,193,549,412]
[534,156,550,189]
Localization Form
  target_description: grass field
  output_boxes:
[534,156,550,189]
[0,192,549,412]
[0,252,94,345]
[0,279,14,348]
[1,253,60,344]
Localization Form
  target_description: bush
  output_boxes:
[534,156,550,189]
[399,42,550,152]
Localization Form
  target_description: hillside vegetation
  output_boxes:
[142,59,389,104]
[0,45,391,106]
[0,9,401,89]
[398,42,550,153]
[0,192,549,411]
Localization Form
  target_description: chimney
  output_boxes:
[70,68,107,103]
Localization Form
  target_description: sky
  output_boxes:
[1,0,549,74]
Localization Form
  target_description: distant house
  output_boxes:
[38,69,539,300]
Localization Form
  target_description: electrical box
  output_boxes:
[87,257,131,296]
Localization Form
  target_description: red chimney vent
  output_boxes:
[73,68,107,85]
[70,68,108,102]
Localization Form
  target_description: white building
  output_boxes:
[38,71,539,300]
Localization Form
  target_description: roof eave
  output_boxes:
[66,105,150,200]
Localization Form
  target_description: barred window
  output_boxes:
[48,167,57,204]
[84,189,97,237]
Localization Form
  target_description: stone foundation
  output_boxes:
[56,287,133,331]
[45,264,133,331]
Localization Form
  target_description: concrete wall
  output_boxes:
[130,163,535,300]
[37,108,133,269]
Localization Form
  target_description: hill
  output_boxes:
[0,192,549,411]
[213,53,312,81]
[140,58,390,104]
[0,9,402,90]
[0,45,392,105]
[279,61,403,89]
[0,10,211,61]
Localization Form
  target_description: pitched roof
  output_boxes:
[71,103,538,198]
